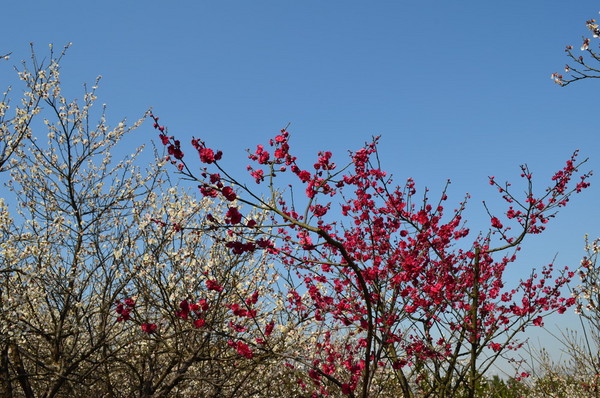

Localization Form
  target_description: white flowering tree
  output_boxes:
[0,47,305,398]
[521,13,600,397]
[522,238,600,398]
[552,13,600,86]
[0,49,40,173]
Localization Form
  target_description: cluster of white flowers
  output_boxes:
[0,47,282,396]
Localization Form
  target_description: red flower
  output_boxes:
[250,169,264,183]
[297,170,311,182]
[222,186,237,201]
[228,303,248,317]
[124,298,135,307]
[265,321,275,336]
[176,299,190,319]
[159,134,170,145]
[115,306,131,322]
[196,298,209,312]
[225,207,243,225]
[341,383,353,395]
[115,299,134,322]
[193,319,205,328]
[141,323,157,334]
[229,321,247,332]
[245,291,259,306]
[274,148,286,159]
[167,141,184,160]
[199,148,215,163]
[490,217,503,229]
[489,342,502,352]
[200,185,218,197]
[235,341,253,358]
[206,279,224,292]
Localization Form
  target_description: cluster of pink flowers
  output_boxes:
[140,323,157,334]
[115,298,160,334]
[176,299,209,329]
[115,297,136,322]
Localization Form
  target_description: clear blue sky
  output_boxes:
[1,1,598,374]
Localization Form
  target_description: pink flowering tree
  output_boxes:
[151,116,590,397]
[552,13,600,86]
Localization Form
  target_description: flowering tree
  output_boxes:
[0,49,40,173]
[524,13,600,397]
[0,44,591,397]
[152,116,590,397]
[521,238,600,398]
[551,13,600,86]
[568,237,600,396]
[0,47,298,398]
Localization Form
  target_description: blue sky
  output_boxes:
[1,1,599,373]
